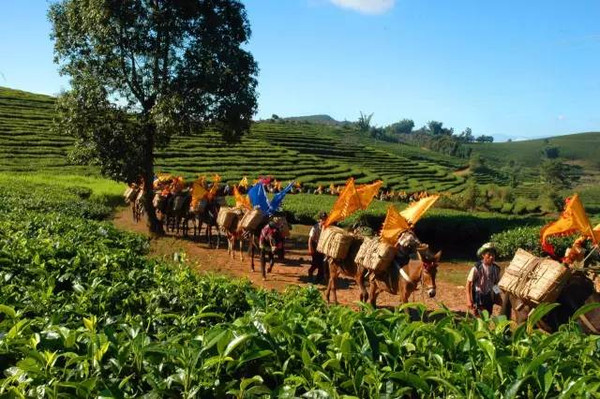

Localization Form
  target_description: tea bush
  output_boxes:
[1,175,599,397]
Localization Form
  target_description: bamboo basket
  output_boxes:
[355,237,397,273]
[217,207,239,231]
[317,227,354,260]
[239,208,266,232]
[499,248,571,304]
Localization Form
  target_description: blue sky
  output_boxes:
[1,0,600,141]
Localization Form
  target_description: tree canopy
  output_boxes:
[50,0,258,233]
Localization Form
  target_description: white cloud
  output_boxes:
[557,115,566,121]
[329,0,395,15]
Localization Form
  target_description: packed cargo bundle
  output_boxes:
[354,237,397,273]
[317,226,354,260]
[499,248,571,304]
[238,208,266,232]
[217,207,242,231]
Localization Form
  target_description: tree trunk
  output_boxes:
[142,120,164,236]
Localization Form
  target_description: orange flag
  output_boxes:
[356,180,384,207]
[541,194,596,256]
[400,195,440,225]
[324,179,382,227]
[234,185,251,210]
[191,178,208,209]
[380,205,410,245]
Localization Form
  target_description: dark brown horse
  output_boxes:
[367,248,441,307]
[325,237,368,303]
[501,272,600,333]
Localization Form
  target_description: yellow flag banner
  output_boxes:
[239,176,248,188]
[380,205,410,245]
[356,180,384,207]
[234,186,251,210]
[400,195,440,225]
[191,179,208,209]
[324,179,382,227]
[541,194,595,256]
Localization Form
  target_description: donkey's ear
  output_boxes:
[434,250,442,262]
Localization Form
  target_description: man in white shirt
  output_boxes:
[466,242,501,316]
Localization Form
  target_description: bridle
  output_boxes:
[400,259,438,300]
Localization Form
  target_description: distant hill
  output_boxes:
[468,132,600,170]
[280,114,346,125]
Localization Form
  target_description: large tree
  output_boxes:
[49,0,258,234]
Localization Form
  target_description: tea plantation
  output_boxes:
[0,86,467,193]
[1,174,599,397]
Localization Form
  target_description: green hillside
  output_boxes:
[0,87,95,174]
[469,133,600,169]
[0,87,467,194]
[157,123,467,193]
[2,86,599,206]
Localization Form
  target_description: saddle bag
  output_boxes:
[317,226,354,260]
[217,207,239,231]
[239,208,266,232]
[355,237,396,273]
[499,248,571,304]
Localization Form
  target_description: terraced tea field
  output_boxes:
[0,86,475,194]
[157,123,468,193]
[0,87,95,174]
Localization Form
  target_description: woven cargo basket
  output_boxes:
[217,207,239,231]
[354,237,397,273]
[239,208,266,232]
[579,293,600,334]
[499,248,571,304]
[317,226,354,260]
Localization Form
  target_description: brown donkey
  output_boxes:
[368,248,441,307]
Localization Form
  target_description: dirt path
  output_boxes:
[113,208,471,312]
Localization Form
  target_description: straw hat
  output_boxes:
[477,242,497,257]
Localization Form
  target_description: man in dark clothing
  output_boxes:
[466,242,502,316]
[259,221,282,280]
[308,212,327,283]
